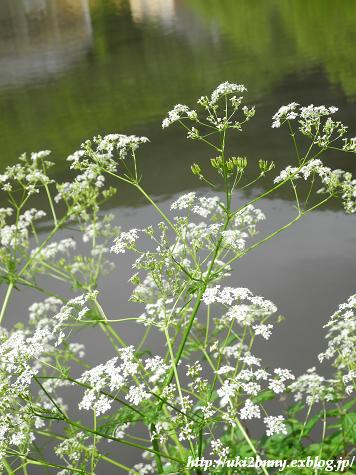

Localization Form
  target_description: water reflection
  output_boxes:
[0,0,355,181]
[1,3,355,471]
[188,0,356,99]
[0,0,92,89]
[129,0,176,27]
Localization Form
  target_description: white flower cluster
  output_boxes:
[170,192,197,210]
[0,208,46,248]
[192,195,220,217]
[217,359,292,436]
[274,158,336,184]
[272,103,337,129]
[272,102,355,152]
[82,213,118,243]
[0,151,53,193]
[0,292,91,463]
[28,296,62,323]
[268,368,295,394]
[170,193,264,254]
[162,82,250,135]
[68,134,149,163]
[239,399,261,420]
[55,432,89,465]
[78,347,138,415]
[162,104,198,128]
[138,297,177,328]
[202,285,277,327]
[291,295,355,405]
[145,356,170,384]
[290,367,337,405]
[274,159,356,213]
[110,194,266,332]
[272,102,299,128]
[56,134,148,210]
[130,461,156,475]
[31,237,76,260]
[210,439,230,457]
[51,293,93,346]
[234,204,266,235]
[264,415,288,437]
[210,82,247,104]
[78,349,170,416]
[318,294,355,367]
[221,229,247,251]
[111,229,140,254]
[318,294,355,395]
[96,134,149,160]
[186,361,208,393]
[199,283,295,437]
[0,406,35,462]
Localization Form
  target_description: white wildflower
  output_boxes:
[162,105,198,128]
[217,380,238,407]
[178,421,195,441]
[210,82,247,104]
[239,399,261,420]
[170,192,196,210]
[253,324,273,339]
[272,103,299,128]
[221,229,247,251]
[125,384,150,406]
[264,415,288,436]
[111,229,140,254]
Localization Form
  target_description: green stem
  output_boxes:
[91,411,97,474]
[164,327,195,455]
[214,195,332,277]
[36,430,140,474]
[151,424,164,474]
[95,299,127,347]
[0,281,14,325]
[204,305,210,349]
[64,418,182,464]
[288,120,300,162]
[235,419,269,475]
[2,460,15,475]
[5,450,83,473]
[43,182,58,226]
[164,286,206,389]
[135,183,178,233]
[100,454,140,474]
[18,213,68,278]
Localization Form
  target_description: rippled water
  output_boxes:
[1,0,356,471]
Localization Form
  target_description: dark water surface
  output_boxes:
[1,0,356,472]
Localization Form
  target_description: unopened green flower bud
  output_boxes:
[129,273,141,285]
[259,159,275,174]
[211,156,223,169]
[232,156,248,171]
[226,158,235,172]
[242,105,256,119]
[191,163,202,176]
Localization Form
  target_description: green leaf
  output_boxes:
[342,412,356,444]
[301,413,321,437]
[342,396,356,412]
[98,406,144,436]
[287,401,305,416]
[253,389,275,403]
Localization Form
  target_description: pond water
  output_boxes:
[1,0,356,471]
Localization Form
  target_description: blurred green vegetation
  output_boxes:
[188,0,356,98]
[0,0,355,175]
